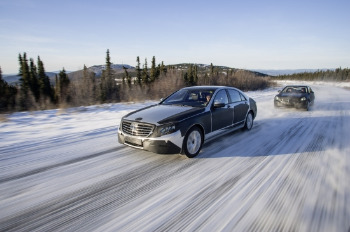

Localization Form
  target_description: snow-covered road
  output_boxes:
[0,82,349,231]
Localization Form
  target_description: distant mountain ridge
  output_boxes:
[3,72,58,85]
[251,69,335,76]
[88,64,134,76]
[2,64,135,84]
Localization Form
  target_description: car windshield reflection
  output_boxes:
[282,86,307,94]
[161,89,216,107]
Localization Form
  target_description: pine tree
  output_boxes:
[29,58,40,101]
[0,67,4,92]
[193,65,198,84]
[100,49,115,101]
[0,67,7,110]
[54,74,59,102]
[18,54,23,76]
[150,56,156,82]
[157,64,161,78]
[18,53,30,95]
[80,64,96,104]
[18,53,31,109]
[123,66,131,86]
[160,61,166,75]
[142,58,149,83]
[188,64,194,84]
[210,63,214,85]
[210,63,214,77]
[136,56,142,85]
[183,72,188,84]
[0,67,17,111]
[183,64,197,86]
[203,73,209,85]
[37,56,54,102]
[105,49,112,82]
[57,68,70,104]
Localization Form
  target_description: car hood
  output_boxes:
[122,104,205,125]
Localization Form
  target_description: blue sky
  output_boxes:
[0,0,349,74]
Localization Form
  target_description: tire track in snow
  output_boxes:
[1,85,350,232]
[0,146,124,184]
[0,127,117,156]
[152,157,267,231]
[0,153,196,231]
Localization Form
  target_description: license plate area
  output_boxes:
[124,135,143,146]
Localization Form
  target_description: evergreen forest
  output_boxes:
[271,68,350,81]
[5,49,348,113]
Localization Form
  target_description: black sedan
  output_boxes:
[274,85,315,110]
[118,86,257,158]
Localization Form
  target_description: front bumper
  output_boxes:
[274,98,308,109]
[118,129,183,154]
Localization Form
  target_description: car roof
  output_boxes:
[179,86,249,99]
[283,85,309,88]
[182,86,238,90]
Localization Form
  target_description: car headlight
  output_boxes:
[275,96,280,101]
[158,124,177,136]
[300,97,306,101]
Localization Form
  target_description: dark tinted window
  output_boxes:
[228,89,241,103]
[213,90,229,105]
[162,88,216,107]
[282,86,307,93]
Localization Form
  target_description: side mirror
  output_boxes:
[213,102,226,108]
[278,90,281,93]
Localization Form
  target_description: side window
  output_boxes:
[228,89,241,103]
[213,90,228,105]
[188,93,198,101]
[240,93,247,101]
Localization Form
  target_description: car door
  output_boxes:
[211,90,233,131]
[227,89,249,125]
[308,87,315,102]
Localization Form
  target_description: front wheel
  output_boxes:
[243,112,254,130]
[182,127,203,158]
[305,101,310,111]
[274,101,280,108]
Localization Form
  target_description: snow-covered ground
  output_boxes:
[0,81,349,231]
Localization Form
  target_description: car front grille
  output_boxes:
[122,121,154,137]
[281,97,300,104]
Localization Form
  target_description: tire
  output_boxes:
[305,101,310,111]
[182,127,203,158]
[243,112,254,131]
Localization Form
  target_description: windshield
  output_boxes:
[282,86,307,94]
[161,88,216,107]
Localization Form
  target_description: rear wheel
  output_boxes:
[243,112,254,130]
[182,127,203,158]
